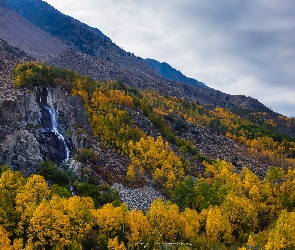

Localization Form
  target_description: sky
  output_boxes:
[43,0,295,117]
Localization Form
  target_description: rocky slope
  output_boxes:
[1,0,295,210]
[0,39,88,174]
[0,0,67,60]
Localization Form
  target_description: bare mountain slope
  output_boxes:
[0,0,67,60]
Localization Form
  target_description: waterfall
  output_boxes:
[44,105,70,163]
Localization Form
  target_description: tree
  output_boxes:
[36,160,69,188]
[279,169,295,209]
[265,210,295,249]
[27,197,72,249]
[220,194,258,238]
[74,148,98,163]
[15,175,50,237]
[27,195,95,249]
[74,181,102,208]
[173,176,197,210]
[148,198,184,244]
[182,208,200,241]
[0,170,26,236]
[205,206,233,244]
[128,136,184,193]
[0,225,13,250]
[108,237,126,250]
[92,203,125,243]
[126,209,151,249]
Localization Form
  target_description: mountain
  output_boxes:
[2,0,295,248]
[1,0,295,179]
[0,0,67,60]
[5,0,111,56]
[146,58,207,88]
[4,0,209,91]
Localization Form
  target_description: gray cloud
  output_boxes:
[45,0,295,116]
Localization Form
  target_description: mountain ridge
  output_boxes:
[146,58,207,88]
[0,0,67,60]
[4,0,210,90]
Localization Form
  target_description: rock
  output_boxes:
[112,183,166,211]
[0,130,42,175]
[0,83,90,173]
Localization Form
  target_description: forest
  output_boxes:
[1,62,295,249]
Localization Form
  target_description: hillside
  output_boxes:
[4,0,209,90]
[1,62,295,249]
[4,0,111,55]
[1,0,295,207]
[1,0,295,249]
[0,0,67,60]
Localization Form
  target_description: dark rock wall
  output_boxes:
[0,86,89,174]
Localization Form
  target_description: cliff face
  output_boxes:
[0,85,89,175]
[0,39,93,176]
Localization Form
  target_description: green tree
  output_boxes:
[173,176,197,210]
[36,160,69,189]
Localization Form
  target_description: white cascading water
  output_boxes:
[44,89,74,194]
[45,106,70,163]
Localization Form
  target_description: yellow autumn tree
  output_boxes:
[279,169,295,209]
[0,170,26,235]
[108,237,126,250]
[0,225,13,250]
[240,167,261,195]
[220,194,258,237]
[27,197,72,249]
[148,198,184,244]
[204,160,243,196]
[108,89,134,107]
[126,209,151,249]
[128,136,184,192]
[66,195,95,243]
[205,206,233,244]
[182,208,200,241]
[27,195,94,249]
[92,203,125,244]
[265,210,295,249]
[15,175,50,237]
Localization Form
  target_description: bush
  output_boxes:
[74,182,120,208]
[0,165,10,176]
[36,160,69,189]
[74,148,98,163]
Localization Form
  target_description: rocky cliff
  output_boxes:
[0,85,89,175]
[0,40,89,174]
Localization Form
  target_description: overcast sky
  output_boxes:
[44,0,295,117]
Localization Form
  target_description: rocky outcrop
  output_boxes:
[0,85,90,173]
[0,91,41,174]
[0,130,42,175]
[34,86,89,164]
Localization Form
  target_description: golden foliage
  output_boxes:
[0,226,12,250]
[265,210,295,250]
[128,136,184,192]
